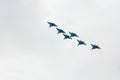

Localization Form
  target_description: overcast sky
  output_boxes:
[0,0,120,80]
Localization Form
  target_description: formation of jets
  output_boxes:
[47,21,101,50]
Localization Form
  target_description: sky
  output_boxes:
[0,0,120,80]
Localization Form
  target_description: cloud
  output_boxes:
[0,0,120,80]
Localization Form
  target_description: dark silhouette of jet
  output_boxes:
[56,28,66,34]
[91,44,101,50]
[69,32,79,38]
[77,40,86,46]
[47,22,58,27]
[63,34,72,40]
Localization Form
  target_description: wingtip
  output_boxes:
[90,44,93,46]
[77,39,80,42]
[77,43,80,46]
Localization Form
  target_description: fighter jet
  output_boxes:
[47,22,58,27]
[91,44,101,50]
[63,34,72,40]
[56,28,66,34]
[77,40,86,46]
[69,32,79,38]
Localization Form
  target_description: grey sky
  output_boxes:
[0,0,120,80]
